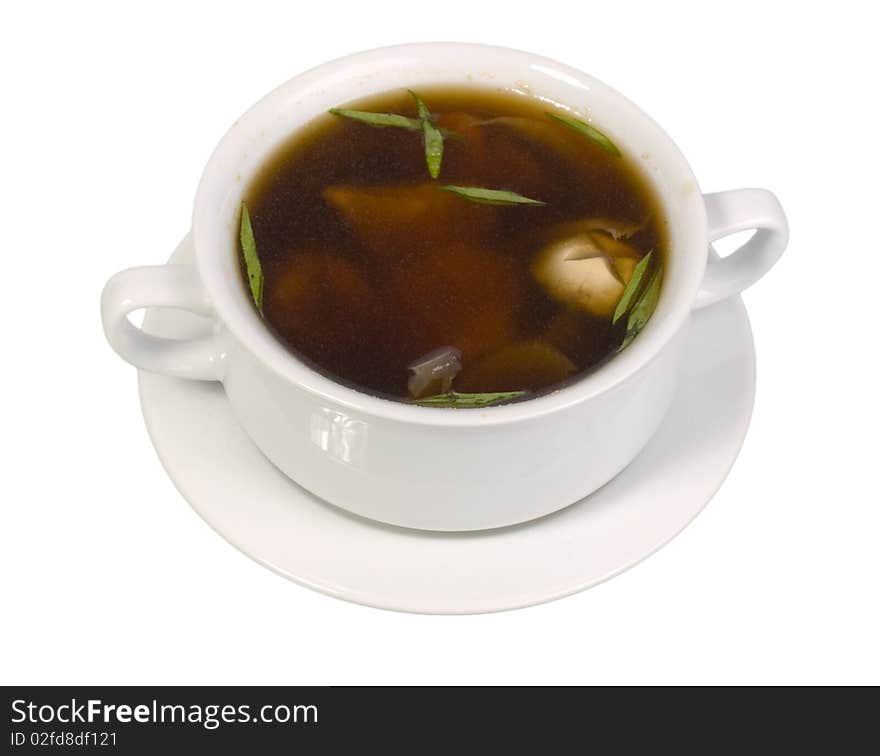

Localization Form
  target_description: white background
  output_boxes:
[2,1,877,685]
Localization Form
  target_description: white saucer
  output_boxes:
[138,237,755,614]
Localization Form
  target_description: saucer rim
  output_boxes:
[137,237,755,614]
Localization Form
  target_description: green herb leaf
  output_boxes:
[545,112,621,157]
[239,203,263,312]
[409,90,444,179]
[621,264,662,349]
[613,251,653,324]
[412,390,528,408]
[329,108,422,130]
[329,106,462,143]
[439,185,547,206]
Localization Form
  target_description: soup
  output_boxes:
[239,87,666,407]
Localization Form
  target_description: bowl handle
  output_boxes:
[101,244,229,380]
[694,189,789,310]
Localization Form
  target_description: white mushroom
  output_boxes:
[531,228,644,318]
[407,346,463,399]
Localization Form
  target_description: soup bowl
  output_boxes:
[101,43,788,531]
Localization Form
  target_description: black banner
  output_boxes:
[3,686,874,751]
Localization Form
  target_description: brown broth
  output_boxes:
[241,87,667,403]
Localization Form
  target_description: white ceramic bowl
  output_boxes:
[102,43,788,531]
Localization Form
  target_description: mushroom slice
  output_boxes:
[407,346,463,399]
[263,251,377,361]
[531,229,644,318]
[323,184,497,262]
[456,341,577,394]
[434,113,548,198]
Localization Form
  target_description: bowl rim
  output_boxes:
[192,42,707,427]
